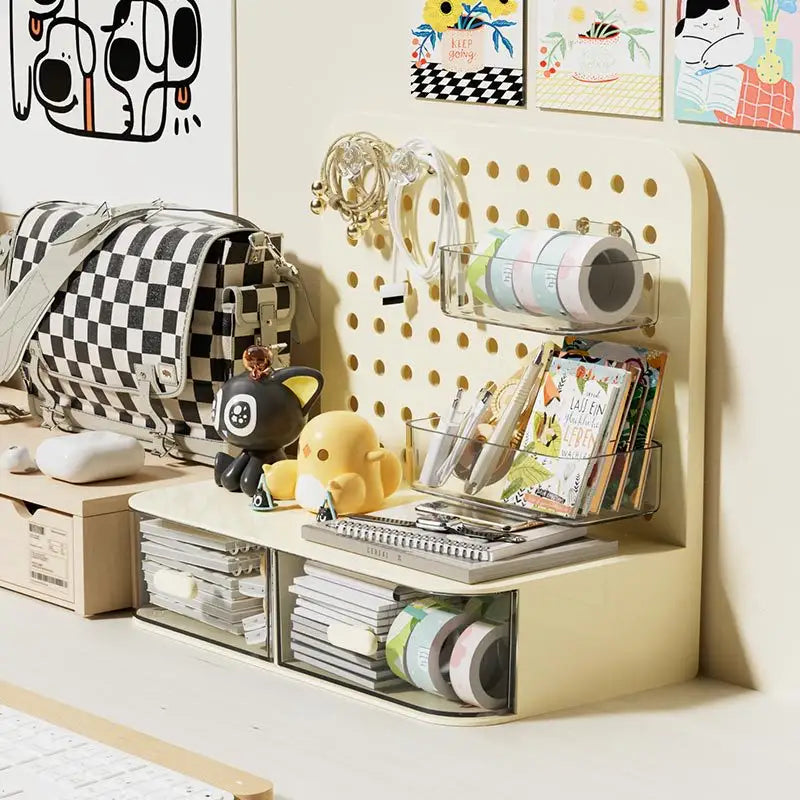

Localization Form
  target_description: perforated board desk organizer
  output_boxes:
[0,387,210,616]
[133,119,707,725]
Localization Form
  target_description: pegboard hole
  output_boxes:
[346,271,359,288]
[373,318,386,334]
[348,395,359,412]
[347,354,359,371]
[516,209,530,227]
[429,198,441,216]
[428,370,441,386]
[547,168,561,186]
[516,343,529,359]
[643,272,654,292]
[457,332,470,349]
[346,313,359,330]
[546,213,560,229]
[374,401,386,418]
[487,161,500,179]
[428,241,437,257]
[401,364,413,381]
[517,164,530,183]
[347,237,358,248]
[611,174,625,193]
[643,225,657,244]
[404,237,413,253]
[578,171,593,190]
[458,202,470,220]
[429,283,440,302]
[374,276,385,292]
[486,337,499,354]
[347,187,359,203]
[401,407,413,422]
[486,205,500,224]
[402,194,413,212]
[373,359,386,375]
[456,376,470,390]
[644,178,658,197]
[401,322,413,339]
[374,234,387,250]
[458,157,471,176]
[430,415,441,429]
[428,327,441,344]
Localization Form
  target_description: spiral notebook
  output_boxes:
[318,509,587,563]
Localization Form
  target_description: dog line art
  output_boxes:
[8,0,203,142]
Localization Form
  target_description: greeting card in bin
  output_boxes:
[501,358,630,517]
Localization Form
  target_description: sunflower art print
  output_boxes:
[536,0,664,118]
[411,1,527,106]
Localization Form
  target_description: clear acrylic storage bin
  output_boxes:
[405,418,662,526]
[439,220,660,335]
[134,515,271,660]
[274,552,516,719]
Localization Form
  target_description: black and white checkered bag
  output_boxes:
[0,201,315,463]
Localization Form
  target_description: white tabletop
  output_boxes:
[0,590,797,799]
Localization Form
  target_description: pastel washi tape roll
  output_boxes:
[404,606,476,700]
[466,228,509,307]
[557,235,643,325]
[487,229,528,312]
[506,229,573,317]
[450,621,511,711]
[386,598,457,683]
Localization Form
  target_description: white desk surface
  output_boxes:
[0,591,797,800]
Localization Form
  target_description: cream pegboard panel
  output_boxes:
[319,114,708,551]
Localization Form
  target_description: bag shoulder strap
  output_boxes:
[0,203,159,383]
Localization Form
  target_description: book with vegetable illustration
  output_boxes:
[501,358,628,518]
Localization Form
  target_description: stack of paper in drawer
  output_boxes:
[289,562,419,691]
[140,518,266,640]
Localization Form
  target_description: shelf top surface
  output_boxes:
[130,479,680,594]
[1,388,211,517]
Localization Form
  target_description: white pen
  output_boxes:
[465,346,550,495]
[436,381,497,485]
[419,390,464,487]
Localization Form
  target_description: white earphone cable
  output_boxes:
[387,138,459,284]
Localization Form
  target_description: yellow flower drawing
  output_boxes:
[568,5,587,22]
[485,0,519,16]
[633,0,649,11]
[423,0,461,31]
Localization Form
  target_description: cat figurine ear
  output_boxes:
[272,366,324,416]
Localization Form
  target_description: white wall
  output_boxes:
[237,0,800,692]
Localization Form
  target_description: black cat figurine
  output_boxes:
[213,346,324,497]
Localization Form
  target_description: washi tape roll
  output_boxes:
[507,229,573,316]
[466,228,509,307]
[487,229,528,312]
[386,598,457,682]
[405,607,476,699]
[556,235,643,325]
[450,621,511,711]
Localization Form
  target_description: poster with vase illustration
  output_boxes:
[411,1,526,106]
[536,0,663,117]
[674,0,799,131]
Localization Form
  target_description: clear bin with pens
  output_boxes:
[405,417,662,526]
[134,516,272,660]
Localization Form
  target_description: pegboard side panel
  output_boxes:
[319,116,707,553]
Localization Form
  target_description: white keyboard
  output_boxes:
[0,705,233,799]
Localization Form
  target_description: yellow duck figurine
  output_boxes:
[263,411,402,515]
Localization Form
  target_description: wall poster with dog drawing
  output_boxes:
[675,0,799,130]
[0,0,236,214]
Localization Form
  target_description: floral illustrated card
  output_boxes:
[411,1,526,106]
[536,0,663,117]
[674,0,799,131]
